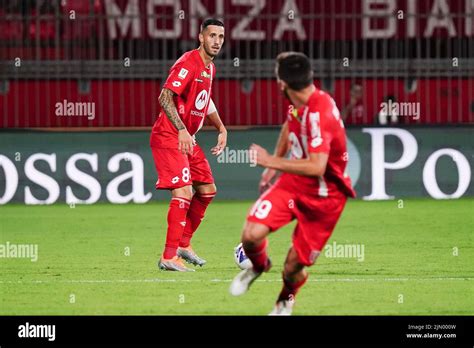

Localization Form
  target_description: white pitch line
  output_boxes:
[0,277,472,285]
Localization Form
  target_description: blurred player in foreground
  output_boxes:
[229,52,356,314]
[150,19,227,271]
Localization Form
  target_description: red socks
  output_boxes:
[163,191,215,258]
[277,273,308,303]
[243,239,270,273]
[163,197,191,259]
[179,192,216,248]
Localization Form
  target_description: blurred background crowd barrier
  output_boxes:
[0,0,473,127]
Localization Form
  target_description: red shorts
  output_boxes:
[151,144,214,190]
[247,180,347,266]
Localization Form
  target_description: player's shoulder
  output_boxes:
[308,88,335,115]
[172,49,200,70]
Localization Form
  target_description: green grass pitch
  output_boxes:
[1,198,473,315]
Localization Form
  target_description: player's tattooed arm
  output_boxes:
[158,88,194,154]
[158,88,185,131]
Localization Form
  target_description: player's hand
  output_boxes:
[211,129,227,156]
[259,168,278,193]
[178,129,194,155]
[250,143,272,168]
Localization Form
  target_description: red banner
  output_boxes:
[101,0,474,40]
[1,0,472,41]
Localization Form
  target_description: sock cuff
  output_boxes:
[170,197,191,210]
[171,197,192,206]
[195,192,216,200]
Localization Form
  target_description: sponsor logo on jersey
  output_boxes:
[309,112,323,148]
[309,112,321,138]
[195,79,203,83]
[311,137,323,148]
[195,90,208,110]
[178,68,188,79]
[288,108,301,122]
[172,81,181,87]
[191,110,205,117]
[201,71,211,79]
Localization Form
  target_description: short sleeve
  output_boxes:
[307,110,332,154]
[163,61,194,96]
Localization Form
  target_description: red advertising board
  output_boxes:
[1,78,472,127]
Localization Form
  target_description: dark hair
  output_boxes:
[276,52,313,91]
[200,18,224,33]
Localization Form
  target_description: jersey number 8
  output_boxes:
[182,168,190,183]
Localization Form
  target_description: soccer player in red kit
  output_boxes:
[150,19,227,272]
[229,52,356,314]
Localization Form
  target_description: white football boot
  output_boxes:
[229,268,261,296]
[229,260,271,296]
[268,300,294,316]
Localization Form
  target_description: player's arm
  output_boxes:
[259,121,289,192]
[158,88,185,130]
[251,144,328,177]
[272,120,289,157]
[207,99,227,156]
[158,88,194,155]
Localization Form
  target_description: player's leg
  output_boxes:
[159,185,196,272]
[177,182,216,266]
[229,222,272,296]
[270,193,348,312]
[151,147,194,272]
[230,186,295,296]
[269,246,308,316]
[177,145,216,266]
[242,221,272,273]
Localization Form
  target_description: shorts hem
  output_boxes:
[246,216,277,232]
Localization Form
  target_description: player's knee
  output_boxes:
[172,185,193,200]
[195,183,217,195]
[283,262,306,281]
[283,262,299,277]
[209,183,217,193]
[242,223,267,246]
[241,228,257,246]
[283,249,305,278]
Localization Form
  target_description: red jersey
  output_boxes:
[150,49,216,148]
[279,88,356,198]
